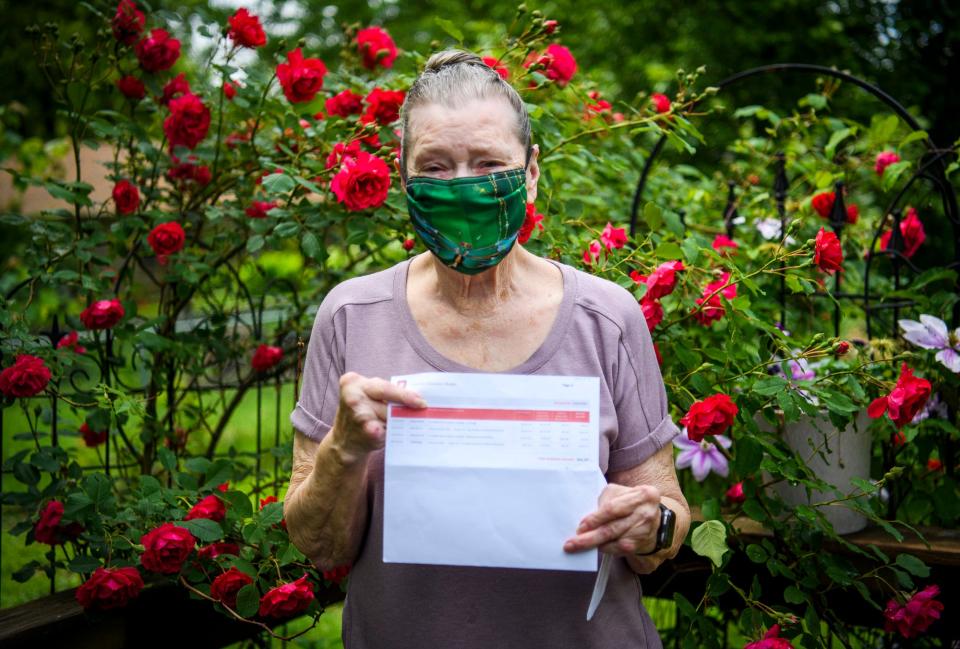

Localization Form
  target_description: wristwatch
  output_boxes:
[634,503,676,556]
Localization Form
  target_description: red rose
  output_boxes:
[251,344,283,372]
[276,48,327,104]
[543,19,559,34]
[116,75,146,100]
[811,191,835,218]
[111,0,145,46]
[160,73,191,106]
[210,567,253,609]
[704,271,737,300]
[518,203,545,244]
[135,28,181,73]
[928,458,943,471]
[584,91,613,121]
[34,500,83,545]
[875,151,901,176]
[246,201,277,219]
[325,89,364,118]
[356,26,398,69]
[326,140,362,170]
[680,393,738,442]
[323,564,351,585]
[692,293,725,326]
[330,150,391,212]
[147,222,186,262]
[223,81,237,100]
[258,574,315,619]
[482,56,509,80]
[653,342,663,366]
[227,8,266,48]
[80,299,125,330]
[725,482,746,504]
[868,363,931,428]
[140,523,196,574]
[640,297,663,331]
[814,227,843,273]
[112,179,140,215]
[600,222,627,251]
[167,158,211,186]
[80,422,108,447]
[835,340,850,356]
[744,624,794,649]
[56,331,87,354]
[883,585,944,639]
[185,494,226,522]
[650,93,671,114]
[711,234,738,255]
[582,240,601,265]
[76,566,144,610]
[0,354,52,398]
[163,93,210,150]
[402,238,415,251]
[845,204,859,224]
[524,44,576,86]
[879,206,925,258]
[891,430,906,447]
[361,87,405,126]
[198,541,240,562]
[638,260,684,300]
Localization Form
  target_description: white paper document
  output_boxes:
[383,372,605,572]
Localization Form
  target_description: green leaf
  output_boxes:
[235,583,260,617]
[435,17,463,42]
[179,518,224,542]
[681,237,700,264]
[643,202,663,230]
[745,543,767,563]
[184,457,212,474]
[691,520,727,567]
[247,235,265,253]
[158,447,177,472]
[261,173,296,195]
[223,490,253,518]
[895,553,930,578]
[301,232,321,259]
[259,501,284,527]
[68,556,102,573]
[784,585,806,604]
[753,376,788,396]
[825,127,856,159]
[655,241,683,260]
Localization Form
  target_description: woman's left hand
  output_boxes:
[563,483,662,558]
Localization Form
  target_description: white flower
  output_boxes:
[898,314,960,373]
[755,217,796,244]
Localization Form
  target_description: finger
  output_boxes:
[564,515,638,552]
[578,487,654,532]
[364,378,427,407]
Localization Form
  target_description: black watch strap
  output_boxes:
[634,503,676,557]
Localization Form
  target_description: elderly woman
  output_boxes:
[285,49,690,648]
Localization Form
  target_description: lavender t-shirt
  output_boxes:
[290,255,681,648]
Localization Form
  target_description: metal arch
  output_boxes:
[630,63,960,326]
[628,62,958,238]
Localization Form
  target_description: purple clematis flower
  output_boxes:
[899,315,960,372]
[673,430,731,482]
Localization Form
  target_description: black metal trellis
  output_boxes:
[629,63,960,339]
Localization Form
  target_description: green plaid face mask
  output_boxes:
[405,167,528,275]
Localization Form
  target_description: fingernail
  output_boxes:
[415,398,428,408]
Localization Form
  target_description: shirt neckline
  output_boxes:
[394,254,577,374]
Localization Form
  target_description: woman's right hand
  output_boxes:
[328,372,428,463]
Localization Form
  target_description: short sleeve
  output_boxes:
[607,299,681,473]
[290,293,344,441]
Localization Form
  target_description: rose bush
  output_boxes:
[1,2,956,646]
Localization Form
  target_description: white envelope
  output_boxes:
[383,372,604,572]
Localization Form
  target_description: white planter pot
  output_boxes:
[756,408,873,535]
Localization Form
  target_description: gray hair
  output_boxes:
[399,49,533,179]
